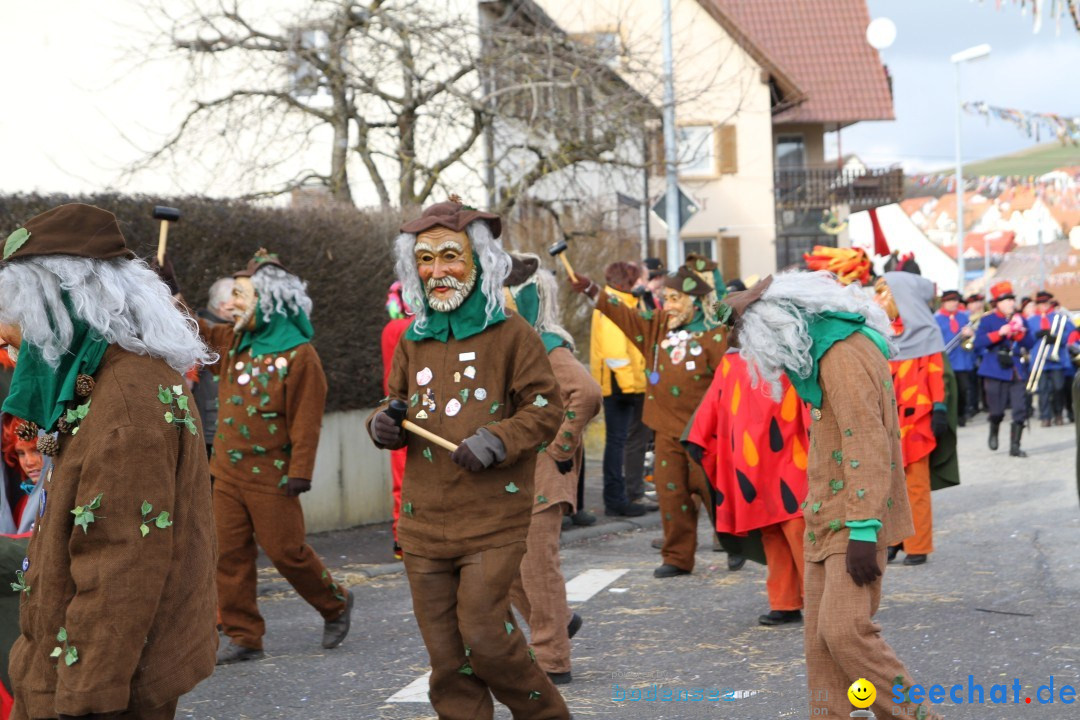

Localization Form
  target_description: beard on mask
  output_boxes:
[233,305,256,332]
[5,344,18,364]
[426,266,478,313]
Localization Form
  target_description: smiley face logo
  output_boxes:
[847,678,876,708]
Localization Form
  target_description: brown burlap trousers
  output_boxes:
[805,550,942,719]
[404,543,570,720]
[654,433,711,571]
[509,503,573,674]
[12,698,178,720]
[214,480,346,650]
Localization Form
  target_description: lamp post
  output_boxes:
[661,0,682,271]
[950,43,990,292]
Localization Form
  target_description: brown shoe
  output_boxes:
[1041,419,1052,428]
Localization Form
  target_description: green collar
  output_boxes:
[237,308,314,356]
[784,311,890,409]
[675,306,708,334]
[406,266,506,343]
[1,293,108,431]
[541,332,571,353]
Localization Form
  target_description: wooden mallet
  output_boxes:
[386,399,459,453]
[548,240,578,283]
[153,206,181,266]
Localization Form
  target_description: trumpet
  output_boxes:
[942,311,985,354]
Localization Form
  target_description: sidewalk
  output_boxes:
[257,459,664,590]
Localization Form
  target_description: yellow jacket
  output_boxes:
[590,287,648,396]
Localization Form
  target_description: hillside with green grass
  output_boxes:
[959,143,1080,178]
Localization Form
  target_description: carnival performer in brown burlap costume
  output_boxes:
[0,204,217,719]
[725,271,942,720]
[368,200,571,719]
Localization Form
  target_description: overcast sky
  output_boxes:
[829,0,1080,172]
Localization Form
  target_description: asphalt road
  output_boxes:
[181,416,1080,719]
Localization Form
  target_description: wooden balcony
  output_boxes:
[775,166,904,212]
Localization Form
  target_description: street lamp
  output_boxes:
[950,43,990,293]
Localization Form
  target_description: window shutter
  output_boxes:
[721,235,740,281]
[719,125,738,175]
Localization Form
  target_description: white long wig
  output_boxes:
[532,265,575,351]
[0,256,216,373]
[737,270,894,400]
[252,265,313,322]
[393,220,511,334]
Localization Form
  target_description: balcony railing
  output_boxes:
[775,166,904,212]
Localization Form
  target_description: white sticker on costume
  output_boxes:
[415,410,428,420]
[475,388,488,401]
[685,361,696,371]
[445,398,462,417]
[690,345,703,356]
[454,372,461,383]
[671,347,686,364]
[417,367,433,386]
[464,366,476,379]
[459,352,476,362]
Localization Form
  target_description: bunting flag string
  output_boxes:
[962,102,1080,145]
[908,169,1080,195]
[979,0,1080,34]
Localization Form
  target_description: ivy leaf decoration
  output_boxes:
[565,410,576,420]
[157,386,173,405]
[71,493,104,533]
[176,395,189,411]
[811,501,822,514]
[141,500,153,516]
[164,411,175,423]
[533,395,549,408]
[489,401,502,414]
[64,646,78,666]
[56,627,67,643]
[828,519,843,532]
[537,495,548,504]
[154,511,172,529]
[504,621,514,634]
[829,478,844,494]
[140,523,150,538]
[50,647,62,659]
[423,447,433,463]
[505,482,519,494]
[682,277,698,293]
[11,570,30,594]
[4,227,31,260]
[856,488,867,498]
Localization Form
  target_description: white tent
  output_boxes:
[848,203,961,293]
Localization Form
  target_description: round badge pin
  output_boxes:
[445,398,462,417]
[275,357,289,369]
[39,489,46,517]
[234,361,244,371]
[649,371,661,385]
[21,557,29,572]
[417,367,433,386]
[475,388,488,401]
[237,373,251,386]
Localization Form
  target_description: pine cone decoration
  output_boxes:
[75,374,95,398]
[57,416,73,434]
[15,421,39,442]
[36,434,59,457]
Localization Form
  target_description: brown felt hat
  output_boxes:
[4,203,135,263]
[661,267,712,297]
[400,197,502,239]
[233,248,291,279]
[723,275,774,347]
[504,253,540,287]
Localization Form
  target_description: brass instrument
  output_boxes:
[1026,312,1066,393]
[942,311,985,354]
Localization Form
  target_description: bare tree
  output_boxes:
[129,0,672,212]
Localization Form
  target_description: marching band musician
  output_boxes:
[974,282,1035,457]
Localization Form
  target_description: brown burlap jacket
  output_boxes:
[367,313,563,558]
[804,333,915,562]
[532,346,602,514]
[9,347,217,717]
[593,293,728,437]
[199,319,328,493]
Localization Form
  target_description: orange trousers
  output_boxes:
[759,517,806,611]
[901,455,933,555]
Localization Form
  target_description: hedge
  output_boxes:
[1,194,402,413]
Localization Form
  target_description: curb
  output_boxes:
[256,512,664,595]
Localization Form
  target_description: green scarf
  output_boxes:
[237,308,314,356]
[513,283,540,327]
[2,295,108,431]
[678,306,709,334]
[784,311,890,409]
[541,332,571,353]
[406,266,506,343]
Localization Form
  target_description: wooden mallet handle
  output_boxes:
[558,253,578,283]
[387,399,459,452]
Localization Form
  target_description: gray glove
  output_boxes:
[455,428,506,471]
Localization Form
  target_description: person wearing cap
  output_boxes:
[974,281,1035,456]
[180,248,352,664]
[965,293,988,411]
[936,290,977,424]
[570,262,730,578]
[367,199,571,719]
[590,261,651,518]
[0,203,217,719]
[505,255,601,686]
[1026,290,1074,427]
[722,271,940,720]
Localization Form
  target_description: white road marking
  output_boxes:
[386,567,630,701]
[386,672,431,703]
[565,568,629,603]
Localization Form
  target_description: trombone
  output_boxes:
[942,312,985,354]
[1026,312,1066,393]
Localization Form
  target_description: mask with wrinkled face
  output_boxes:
[415,227,477,313]
[661,288,695,330]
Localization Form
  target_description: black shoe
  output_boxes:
[1009,422,1027,458]
[548,671,572,685]
[570,509,597,526]
[758,609,803,626]
[630,498,660,512]
[887,545,900,563]
[393,542,403,561]
[727,554,746,571]
[988,418,1001,451]
[561,515,572,530]
[216,640,265,665]
[902,554,928,566]
[322,589,354,649]
[567,612,583,639]
[604,504,647,517]
[653,563,691,578]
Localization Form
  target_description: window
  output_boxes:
[591,31,621,67]
[683,238,715,261]
[677,125,716,177]
[775,135,805,170]
[289,28,331,104]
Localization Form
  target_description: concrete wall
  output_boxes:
[302,408,393,533]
